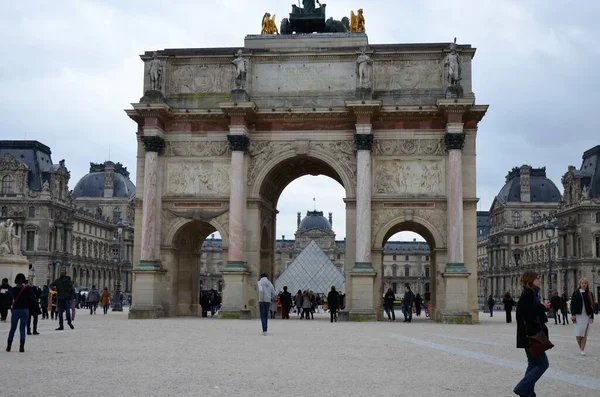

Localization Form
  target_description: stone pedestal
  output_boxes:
[439,272,472,324]
[219,270,252,319]
[0,255,29,285]
[140,90,166,104]
[355,87,373,100]
[128,268,166,319]
[230,89,250,102]
[349,270,377,321]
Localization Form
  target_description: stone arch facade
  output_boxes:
[127,35,488,323]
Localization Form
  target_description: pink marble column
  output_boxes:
[139,136,165,267]
[355,126,373,268]
[445,123,466,272]
[226,130,249,269]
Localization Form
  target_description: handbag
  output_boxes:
[526,329,554,357]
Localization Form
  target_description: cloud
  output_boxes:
[1,0,597,242]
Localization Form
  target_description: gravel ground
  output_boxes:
[1,309,598,397]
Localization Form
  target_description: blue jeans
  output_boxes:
[514,349,549,396]
[8,308,29,343]
[58,299,72,328]
[259,302,270,332]
[403,306,412,322]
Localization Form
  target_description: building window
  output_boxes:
[1,206,7,217]
[512,212,521,227]
[337,254,341,259]
[392,282,397,294]
[1,175,14,194]
[425,267,430,277]
[28,206,35,218]
[393,255,396,261]
[288,253,292,259]
[405,255,409,261]
[26,231,35,251]
[514,236,520,244]
[532,212,541,223]
[596,212,600,223]
[514,253,521,266]
[404,266,410,277]
[425,256,429,261]
[596,237,600,258]
[113,207,122,223]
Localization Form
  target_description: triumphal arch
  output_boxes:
[126,16,488,323]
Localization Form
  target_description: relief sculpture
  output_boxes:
[374,60,443,91]
[166,162,230,195]
[313,141,357,181]
[169,64,233,94]
[373,139,445,156]
[375,160,444,195]
[165,141,230,157]
[247,141,293,186]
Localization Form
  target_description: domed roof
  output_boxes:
[497,166,560,203]
[72,162,135,199]
[298,211,332,232]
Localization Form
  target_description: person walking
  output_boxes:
[70,287,77,321]
[513,270,551,397]
[49,268,75,331]
[302,290,312,320]
[487,294,495,317]
[257,273,276,336]
[6,273,36,352]
[502,292,516,324]
[384,288,396,322]
[87,285,100,315]
[414,293,423,317]
[570,278,595,356]
[26,284,41,335]
[269,293,278,320]
[280,286,292,320]
[295,290,302,317]
[100,287,111,315]
[327,286,339,323]
[40,285,49,320]
[550,291,562,324]
[560,293,570,325]
[49,287,58,320]
[0,278,12,322]
[403,284,415,323]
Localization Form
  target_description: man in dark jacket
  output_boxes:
[280,286,292,319]
[384,288,396,322]
[487,295,495,317]
[49,268,75,330]
[403,284,415,323]
[327,286,339,323]
[0,278,12,322]
[87,285,100,315]
[550,292,562,324]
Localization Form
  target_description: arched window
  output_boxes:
[28,206,35,218]
[1,175,14,194]
[512,212,521,227]
[424,283,430,293]
[1,206,7,217]
[532,212,541,223]
[113,207,122,223]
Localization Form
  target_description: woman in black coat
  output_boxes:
[502,292,516,323]
[513,270,551,397]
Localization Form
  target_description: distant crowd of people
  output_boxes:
[1,267,120,353]
[199,289,221,317]
[383,284,425,323]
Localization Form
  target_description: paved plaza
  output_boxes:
[1,310,599,397]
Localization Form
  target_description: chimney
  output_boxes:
[104,161,115,198]
[329,212,333,226]
[520,165,531,202]
[282,235,285,240]
[297,212,301,227]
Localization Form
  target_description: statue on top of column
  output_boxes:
[444,38,463,98]
[232,49,249,91]
[149,51,163,91]
[356,46,373,88]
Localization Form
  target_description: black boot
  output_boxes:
[19,341,24,353]
[6,341,11,352]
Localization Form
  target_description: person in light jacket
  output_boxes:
[257,273,276,335]
[570,278,595,356]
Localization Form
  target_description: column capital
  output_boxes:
[355,133,374,151]
[142,135,166,153]
[227,134,250,152]
[444,132,465,151]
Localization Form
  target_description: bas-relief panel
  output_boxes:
[165,141,229,157]
[374,60,444,90]
[252,62,356,93]
[375,160,445,196]
[374,139,445,156]
[168,64,233,94]
[166,161,230,196]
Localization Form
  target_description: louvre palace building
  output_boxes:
[477,146,600,306]
[0,140,135,293]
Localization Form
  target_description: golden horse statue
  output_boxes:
[350,9,365,33]
[261,12,279,35]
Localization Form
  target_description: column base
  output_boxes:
[349,311,377,322]
[128,267,166,319]
[128,306,166,319]
[353,262,373,271]
[223,261,248,272]
[219,309,253,320]
[439,310,472,324]
[136,260,162,271]
[349,269,376,320]
[445,262,468,273]
[220,267,253,317]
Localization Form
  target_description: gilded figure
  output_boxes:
[261,12,279,35]
[350,9,365,33]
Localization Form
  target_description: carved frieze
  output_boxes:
[371,207,447,247]
[246,141,293,186]
[165,141,229,157]
[373,139,445,156]
[312,141,357,182]
[168,64,233,94]
[374,60,444,90]
[166,161,230,196]
[374,160,444,195]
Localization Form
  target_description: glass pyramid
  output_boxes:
[274,240,345,294]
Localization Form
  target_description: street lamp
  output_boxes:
[111,221,125,312]
[545,221,556,303]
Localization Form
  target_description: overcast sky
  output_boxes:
[2,1,598,242]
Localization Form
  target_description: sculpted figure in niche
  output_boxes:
[232,50,249,90]
[149,51,163,91]
[444,38,462,87]
[581,185,589,200]
[0,219,21,256]
[356,46,373,88]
